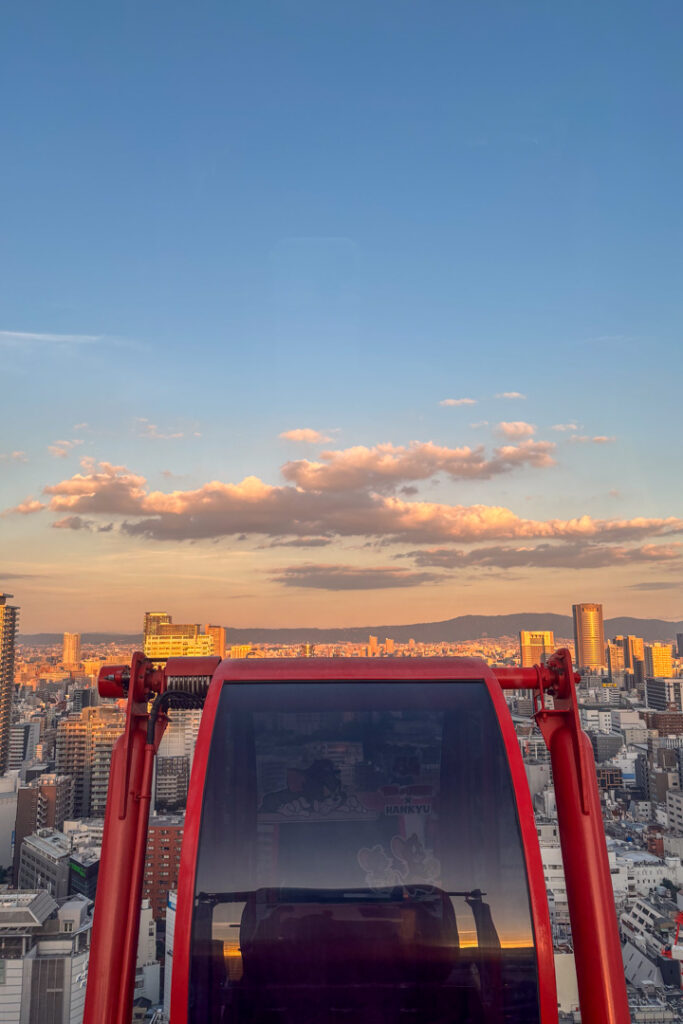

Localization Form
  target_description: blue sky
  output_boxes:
[1,2,681,631]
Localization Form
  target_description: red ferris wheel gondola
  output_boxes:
[83,650,630,1024]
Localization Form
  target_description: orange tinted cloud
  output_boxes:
[495,421,536,439]
[282,439,555,491]
[32,459,683,547]
[4,497,47,515]
[279,428,333,443]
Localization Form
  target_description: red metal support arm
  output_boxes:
[83,654,165,1024]
[496,649,630,1024]
[84,655,220,1024]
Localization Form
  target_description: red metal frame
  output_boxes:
[85,650,630,1024]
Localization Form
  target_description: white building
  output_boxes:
[580,708,613,734]
[0,891,92,1024]
[164,890,177,1019]
[666,789,683,833]
[540,843,569,928]
[135,898,160,1006]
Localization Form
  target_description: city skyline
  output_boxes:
[1,4,682,631]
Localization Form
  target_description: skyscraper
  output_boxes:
[519,630,555,668]
[572,603,606,671]
[606,641,625,684]
[622,635,645,670]
[0,593,19,774]
[62,632,81,669]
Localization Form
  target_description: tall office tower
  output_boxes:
[90,717,127,816]
[62,631,81,669]
[622,635,645,670]
[677,633,683,659]
[607,641,626,684]
[56,705,125,817]
[143,611,172,638]
[0,593,19,774]
[12,773,74,884]
[645,643,674,679]
[205,624,227,658]
[572,603,606,671]
[519,630,555,668]
[368,635,379,657]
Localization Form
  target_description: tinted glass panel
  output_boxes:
[190,681,539,1023]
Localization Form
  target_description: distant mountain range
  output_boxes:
[18,613,683,647]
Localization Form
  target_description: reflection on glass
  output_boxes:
[189,682,540,1023]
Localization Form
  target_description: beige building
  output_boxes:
[519,630,555,668]
[572,603,606,671]
[62,631,81,669]
[56,706,125,817]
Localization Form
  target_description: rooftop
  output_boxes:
[0,891,57,928]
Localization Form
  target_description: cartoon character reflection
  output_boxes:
[260,759,365,816]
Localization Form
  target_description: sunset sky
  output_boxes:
[1,2,682,632]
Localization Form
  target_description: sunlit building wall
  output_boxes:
[143,611,172,637]
[622,635,645,670]
[645,643,674,679]
[519,630,555,668]
[572,603,606,671]
[205,624,227,658]
[62,632,81,669]
[607,642,626,684]
[144,633,215,659]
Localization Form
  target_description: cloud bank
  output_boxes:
[12,459,681,557]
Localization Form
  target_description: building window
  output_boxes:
[63,921,73,933]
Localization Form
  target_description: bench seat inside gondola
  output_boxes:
[238,886,459,987]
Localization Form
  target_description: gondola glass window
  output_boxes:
[190,681,540,1023]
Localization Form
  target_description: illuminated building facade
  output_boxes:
[519,630,555,668]
[572,603,606,671]
[63,632,82,669]
[645,643,674,679]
